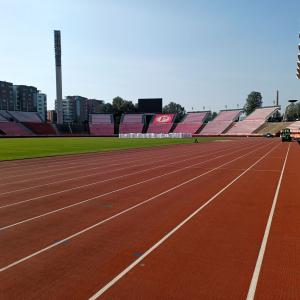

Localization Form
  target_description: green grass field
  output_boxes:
[0,137,223,161]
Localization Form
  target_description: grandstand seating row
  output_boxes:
[0,107,296,137]
[225,107,279,135]
[0,110,56,136]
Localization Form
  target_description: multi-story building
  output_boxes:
[87,99,104,114]
[37,93,47,121]
[13,85,38,112]
[47,110,57,123]
[0,81,14,110]
[66,96,88,123]
[55,96,105,124]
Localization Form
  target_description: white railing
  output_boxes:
[119,133,192,138]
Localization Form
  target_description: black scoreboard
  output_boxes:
[138,98,162,113]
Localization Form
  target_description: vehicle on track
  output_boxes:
[281,128,292,142]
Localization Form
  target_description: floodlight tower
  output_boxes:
[54,30,63,124]
[297,33,300,80]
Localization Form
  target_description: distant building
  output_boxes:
[87,99,104,114]
[37,93,47,121]
[56,96,104,124]
[0,81,14,110]
[47,110,57,123]
[13,85,38,112]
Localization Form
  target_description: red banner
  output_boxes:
[152,114,175,124]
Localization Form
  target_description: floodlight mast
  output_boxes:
[297,33,300,79]
[54,30,63,125]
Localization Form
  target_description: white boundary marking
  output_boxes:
[0,150,193,185]
[0,142,271,231]
[0,142,276,272]
[0,142,233,188]
[88,144,280,300]
[0,144,236,197]
[246,144,290,300]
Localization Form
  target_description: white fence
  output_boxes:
[119,133,192,138]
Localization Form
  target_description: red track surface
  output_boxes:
[0,138,298,299]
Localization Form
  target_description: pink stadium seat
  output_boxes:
[89,114,114,136]
[147,114,175,134]
[200,110,242,135]
[8,111,42,123]
[23,123,56,135]
[173,112,208,134]
[0,121,34,136]
[225,107,279,135]
[119,114,144,134]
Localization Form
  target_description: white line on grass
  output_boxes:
[246,144,290,300]
[88,144,280,300]
[0,142,277,272]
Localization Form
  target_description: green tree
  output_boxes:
[163,101,186,122]
[285,102,300,121]
[112,97,137,115]
[244,91,263,116]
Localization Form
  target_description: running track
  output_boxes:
[0,138,299,299]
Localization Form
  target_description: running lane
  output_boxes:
[0,139,276,299]
[89,142,287,300]
[249,142,299,300]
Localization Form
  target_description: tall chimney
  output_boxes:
[276,90,279,106]
[54,30,63,124]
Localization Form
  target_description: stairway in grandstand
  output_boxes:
[173,111,209,134]
[253,122,293,135]
[89,114,115,136]
[225,106,280,135]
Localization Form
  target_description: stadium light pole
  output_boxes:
[297,33,300,79]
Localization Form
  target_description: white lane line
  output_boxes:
[246,144,290,300]
[88,143,280,300]
[0,147,229,208]
[0,144,234,197]
[0,142,276,272]
[0,142,271,231]
[0,148,197,188]
[0,143,231,188]
[0,149,189,183]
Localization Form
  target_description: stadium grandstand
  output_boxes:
[89,114,115,136]
[119,114,145,134]
[225,106,280,135]
[8,111,42,123]
[200,109,242,135]
[173,111,209,134]
[287,121,300,133]
[147,114,175,134]
[0,111,34,136]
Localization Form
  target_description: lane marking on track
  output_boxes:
[246,144,290,300]
[0,141,272,230]
[0,149,199,186]
[88,143,280,300]
[0,142,276,272]
[0,143,235,188]
[0,144,238,197]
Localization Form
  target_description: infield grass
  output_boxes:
[0,137,224,161]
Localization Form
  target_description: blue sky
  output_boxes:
[0,0,300,111]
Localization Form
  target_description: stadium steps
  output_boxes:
[253,122,293,135]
